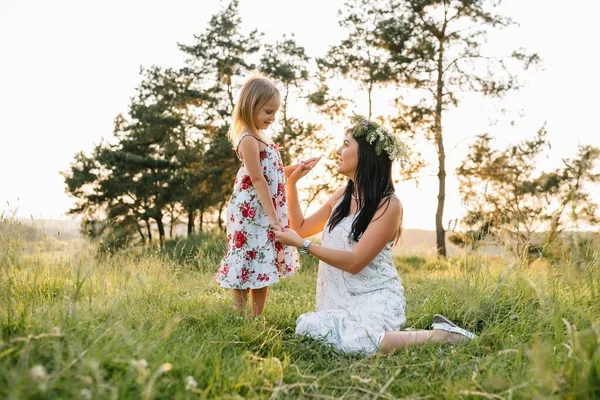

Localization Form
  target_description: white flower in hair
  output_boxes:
[350,115,409,166]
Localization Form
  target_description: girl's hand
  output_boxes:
[273,227,304,248]
[269,218,283,232]
[286,157,321,184]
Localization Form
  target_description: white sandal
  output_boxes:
[431,314,477,340]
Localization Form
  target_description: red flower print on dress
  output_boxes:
[238,267,254,284]
[260,151,267,161]
[277,183,285,196]
[220,265,230,275]
[267,230,275,241]
[275,241,283,252]
[240,175,252,190]
[257,273,270,282]
[240,203,256,219]
[246,250,257,260]
[234,231,247,248]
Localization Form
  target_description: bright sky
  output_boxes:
[1,0,599,230]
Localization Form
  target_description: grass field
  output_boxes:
[1,229,599,399]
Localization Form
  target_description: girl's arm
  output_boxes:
[275,196,402,275]
[238,137,281,229]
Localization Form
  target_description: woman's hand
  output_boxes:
[285,157,321,183]
[273,227,304,248]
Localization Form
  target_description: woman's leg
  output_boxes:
[232,289,249,314]
[249,287,269,317]
[379,329,466,355]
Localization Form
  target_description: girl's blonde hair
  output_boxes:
[228,72,280,146]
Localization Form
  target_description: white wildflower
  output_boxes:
[80,388,92,399]
[132,359,149,384]
[350,115,409,165]
[133,359,148,370]
[185,376,198,391]
[30,365,47,381]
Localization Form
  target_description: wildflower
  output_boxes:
[349,115,409,166]
[30,365,47,381]
[133,359,148,370]
[185,376,198,391]
[132,359,149,383]
[80,388,92,399]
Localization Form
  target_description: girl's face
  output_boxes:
[254,97,281,130]
[336,133,359,178]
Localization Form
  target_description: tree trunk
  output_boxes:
[199,209,204,232]
[283,83,290,127]
[187,209,195,235]
[155,216,166,243]
[169,206,175,238]
[434,39,447,257]
[217,201,225,231]
[136,221,146,244]
[368,80,373,120]
[145,219,153,243]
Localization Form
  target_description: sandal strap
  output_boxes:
[432,322,477,340]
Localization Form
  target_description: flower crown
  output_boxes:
[349,115,409,165]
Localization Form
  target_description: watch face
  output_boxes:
[300,240,310,254]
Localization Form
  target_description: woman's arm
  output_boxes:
[285,158,341,238]
[275,196,403,274]
[238,137,281,229]
[287,183,345,238]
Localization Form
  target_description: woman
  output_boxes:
[275,115,476,355]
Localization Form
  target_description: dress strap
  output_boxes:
[235,133,271,161]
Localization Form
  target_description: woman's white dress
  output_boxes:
[296,209,406,354]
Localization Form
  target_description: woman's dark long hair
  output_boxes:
[327,133,402,243]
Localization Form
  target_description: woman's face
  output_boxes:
[336,133,359,178]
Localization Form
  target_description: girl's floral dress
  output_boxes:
[216,134,299,289]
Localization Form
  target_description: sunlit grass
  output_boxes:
[1,226,599,399]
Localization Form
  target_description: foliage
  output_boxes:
[454,126,600,258]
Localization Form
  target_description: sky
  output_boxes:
[1,0,599,230]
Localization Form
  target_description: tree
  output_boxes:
[318,0,394,119]
[178,0,261,228]
[178,0,260,119]
[343,0,540,256]
[261,36,345,209]
[455,127,600,257]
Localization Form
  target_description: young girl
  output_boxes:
[215,73,300,317]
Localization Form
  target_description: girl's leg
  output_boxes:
[249,287,269,317]
[379,329,465,355]
[232,289,249,314]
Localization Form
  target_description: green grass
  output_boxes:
[1,231,600,399]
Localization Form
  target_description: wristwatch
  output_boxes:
[300,239,312,255]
